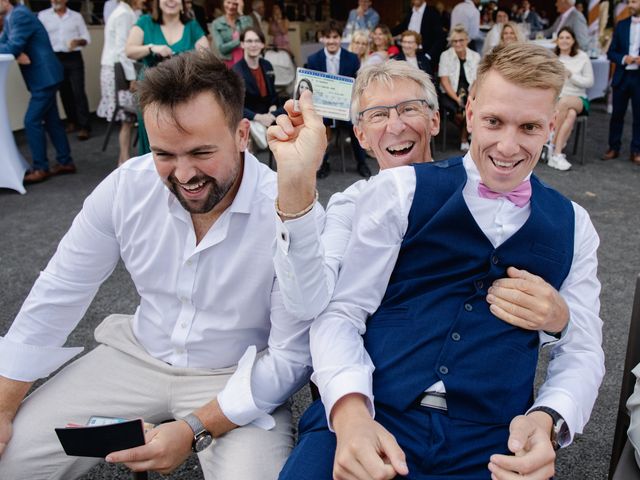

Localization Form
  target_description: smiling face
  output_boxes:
[629,0,640,15]
[450,32,468,56]
[496,10,509,23]
[241,30,264,59]
[372,27,388,50]
[401,34,418,57]
[354,78,440,169]
[223,0,238,16]
[325,31,341,54]
[159,0,182,16]
[556,29,575,53]
[501,25,517,43]
[467,70,556,192]
[145,91,249,216]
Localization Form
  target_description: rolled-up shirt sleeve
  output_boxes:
[217,278,313,429]
[529,202,604,446]
[0,172,122,381]
[310,167,415,429]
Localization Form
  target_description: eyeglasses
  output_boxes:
[243,39,264,44]
[358,99,433,125]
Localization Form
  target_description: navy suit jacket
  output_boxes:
[0,4,62,91]
[607,18,636,88]
[306,47,360,78]
[392,52,434,77]
[233,57,284,120]
[392,6,445,66]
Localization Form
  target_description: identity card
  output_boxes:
[293,68,355,122]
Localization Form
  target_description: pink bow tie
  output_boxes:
[477,180,532,208]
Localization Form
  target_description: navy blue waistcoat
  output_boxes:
[363,157,575,425]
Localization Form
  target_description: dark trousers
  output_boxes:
[56,51,91,130]
[279,399,511,480]
[24,85,73,171]
[608,69,640,153]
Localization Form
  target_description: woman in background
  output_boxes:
[547,26,593,171]
[438,24,480,151]
[362,24,397,67]
[211,0,253,67]
[348,30,369,65]
[125,0,208,154]
[393,30,433,76]
[268,4,290,51]
[98,0,142,165]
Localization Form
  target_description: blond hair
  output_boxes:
[476,43,564,100]
[351,60,438,124]
[447,24,469,43]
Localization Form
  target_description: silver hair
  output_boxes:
[351,60,439,124]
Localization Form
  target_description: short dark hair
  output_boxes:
[137,50,245,132]
[240,26,265,43]
[321,22,342,38]
[151,0,190,24]
[7,0,18,6]
[554,26,579,57]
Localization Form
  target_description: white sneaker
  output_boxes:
[548,153,572,171]
[460,141,470,151]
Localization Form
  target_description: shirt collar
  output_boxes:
[413,2,427,14]
[324,48,341,61]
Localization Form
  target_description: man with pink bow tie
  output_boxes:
[271,43,604,480]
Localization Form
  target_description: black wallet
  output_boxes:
[55,419,145,458]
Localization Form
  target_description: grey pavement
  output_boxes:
[1,100,639,479]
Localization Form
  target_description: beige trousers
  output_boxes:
[0,315,294,480]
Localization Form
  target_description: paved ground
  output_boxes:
[1,100,639,479]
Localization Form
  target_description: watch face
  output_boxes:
[194,433,213,452]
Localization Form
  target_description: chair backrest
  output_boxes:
[609,274,640,478]
[264,49,296,87]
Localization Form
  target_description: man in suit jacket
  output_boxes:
[0,0,74,184]
[602,0,640,164]
[306,25,371,178]
[541,0,589,49]
[392,0,445,71]
[519,0,544,33]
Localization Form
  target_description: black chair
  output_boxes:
[609,274,640,479]
[571,112,588,165]
[101,62,140,152]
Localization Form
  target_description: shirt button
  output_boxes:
[475,280,483,289]
[464,303,473,312]
[439,365,449,375]
[280,232,287,241]
[491,255,499,265]
[186,259,192,266]
[181,322,187,328]
[176,348,184,354]
[180,296,188,303]
[451,332,461,341]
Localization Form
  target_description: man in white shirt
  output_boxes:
[271,44,603,479]
[0,51,314,479]
[541,0,589,49]
[450,0,481,48]
[38,0,92,141]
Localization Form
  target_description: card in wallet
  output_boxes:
[55,418,145,458]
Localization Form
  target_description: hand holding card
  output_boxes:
[293,68,355,121]
[55,418,145,458]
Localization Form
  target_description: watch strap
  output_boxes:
[529,406,566,450]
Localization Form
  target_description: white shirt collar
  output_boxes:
[413,2,427,14]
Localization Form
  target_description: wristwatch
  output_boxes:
[181,413,213,453]
[529,406,566,451]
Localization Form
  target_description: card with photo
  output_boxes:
[293,68,355,122]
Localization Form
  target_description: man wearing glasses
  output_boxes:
[270,50,603,479]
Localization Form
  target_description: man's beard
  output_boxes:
[167,172,236,214]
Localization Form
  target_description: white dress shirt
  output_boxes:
[627,18,640,70]
[38,7,91,53]
[324,48,341,75]
[450,0,481,40]
[100,2,137,80]
[408,2,427,34]
[0,152,313,429]
[103,0,118,24]
[274,154,604,445]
